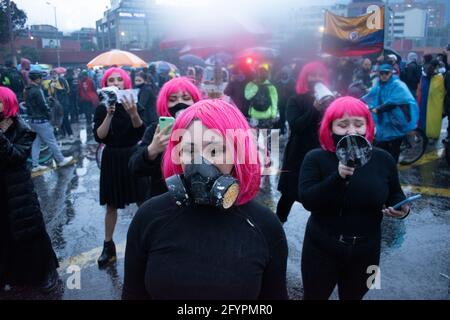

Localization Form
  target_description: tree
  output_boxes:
[0,0,27,44]
[18,45,39,63]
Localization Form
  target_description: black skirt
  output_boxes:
[100,145,149,209]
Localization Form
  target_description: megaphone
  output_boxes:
[313,82,335,111]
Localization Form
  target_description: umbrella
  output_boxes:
[149,61,178,74]
[179,54,206,67]
[205,52,233,66]
[235,47,280,60]
[87,50,147,68]
[53,67,66,74]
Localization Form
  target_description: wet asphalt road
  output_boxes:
[1,121,449,300]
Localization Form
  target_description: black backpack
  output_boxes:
[251,84,271,112]
[5,68,25,95]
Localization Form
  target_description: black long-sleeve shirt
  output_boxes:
[299,148,406,236]
[128,123,167,197]
[122,193,288,300]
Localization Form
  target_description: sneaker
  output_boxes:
[32,165,48,172]
[57,156,74,168]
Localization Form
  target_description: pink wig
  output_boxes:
[0,86,19,118]
[296,61,330,94]
[156,77,202,117]
[162,99,261,206]
[319,96,375,152]
[101,67,132,89]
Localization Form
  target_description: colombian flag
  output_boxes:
[322,7,384,56]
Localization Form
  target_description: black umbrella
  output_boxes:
[179,54,206,67]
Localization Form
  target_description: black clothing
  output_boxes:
[277,93,320,220]
[93,103,148,208]
[128,123,168,198]
[401,61,421,97]
[301,217,381,300]
[25,83,51,120]
[0,117,59,286]
[137,84,158,125]
[122,193,288,300]
[299,148,405,236]
[275,79,296,134]
[375,137,403,163]
[224,80,250,117]
[298,147,406,300]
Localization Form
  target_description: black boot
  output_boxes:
[40,267,59,293]
[97,240,117,269]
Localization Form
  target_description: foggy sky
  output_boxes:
[13,0,350,32]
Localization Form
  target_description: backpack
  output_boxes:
[5,68,25,95]
[251,84,271,112]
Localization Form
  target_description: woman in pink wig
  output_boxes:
[128,77,201,198]
[123,99,288,300]
[0,86,59,293]
[277,61,330,223]
[299,96,410,300]
[93,67,149,269]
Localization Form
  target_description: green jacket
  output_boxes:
[245,80,278,120]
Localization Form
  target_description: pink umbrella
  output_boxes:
[53,67,67,74]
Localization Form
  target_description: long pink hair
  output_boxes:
[101,67,132,89]
[156,77,202,117]
[319,96,375,152]
[0,86,19,118]
[296,61,330,95]
[162,99,260,206]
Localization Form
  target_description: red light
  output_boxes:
[246,57,253,65]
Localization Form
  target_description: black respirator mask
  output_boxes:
[0,112,5,122]
[169,103,190,118]
[165,157,240,210]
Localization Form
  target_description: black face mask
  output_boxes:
[135,83,145,89]
[169,102,190,118]
[0,112,4,122]
[165,157,240,210]
[332,133,347,147]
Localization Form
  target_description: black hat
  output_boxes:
[29,70,43,80]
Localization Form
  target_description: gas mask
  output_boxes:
[165,157,240,210]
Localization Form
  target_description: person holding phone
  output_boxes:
[298,96,411,300]
[93,67,149,269]
[128,77,201,198]
[122,100,288,300]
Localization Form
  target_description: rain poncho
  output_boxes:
[362,76,419,142]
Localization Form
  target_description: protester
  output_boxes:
[48,69,73,141]
[275,66,296,136]
[128,77,201,199]
[2,61,25,101]
[0,86,60,293]
[122,99,288,300]
[78,70,99,131]
[417,59,446,143]
[276,61,330,223]
[25,70,73,172]
[298,96,411,300]
[400,52,422,98]
[362,63,419,162]
[134,71,157,125]
[93,67,149,269]
[65,68,79,123]
[224,66,250,117]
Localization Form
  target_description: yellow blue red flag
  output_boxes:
[322,7,384,56]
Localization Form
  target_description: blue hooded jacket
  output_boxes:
[362,76,419,142]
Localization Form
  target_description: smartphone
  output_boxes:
[392,194,422,210]
[159,116,175,133]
